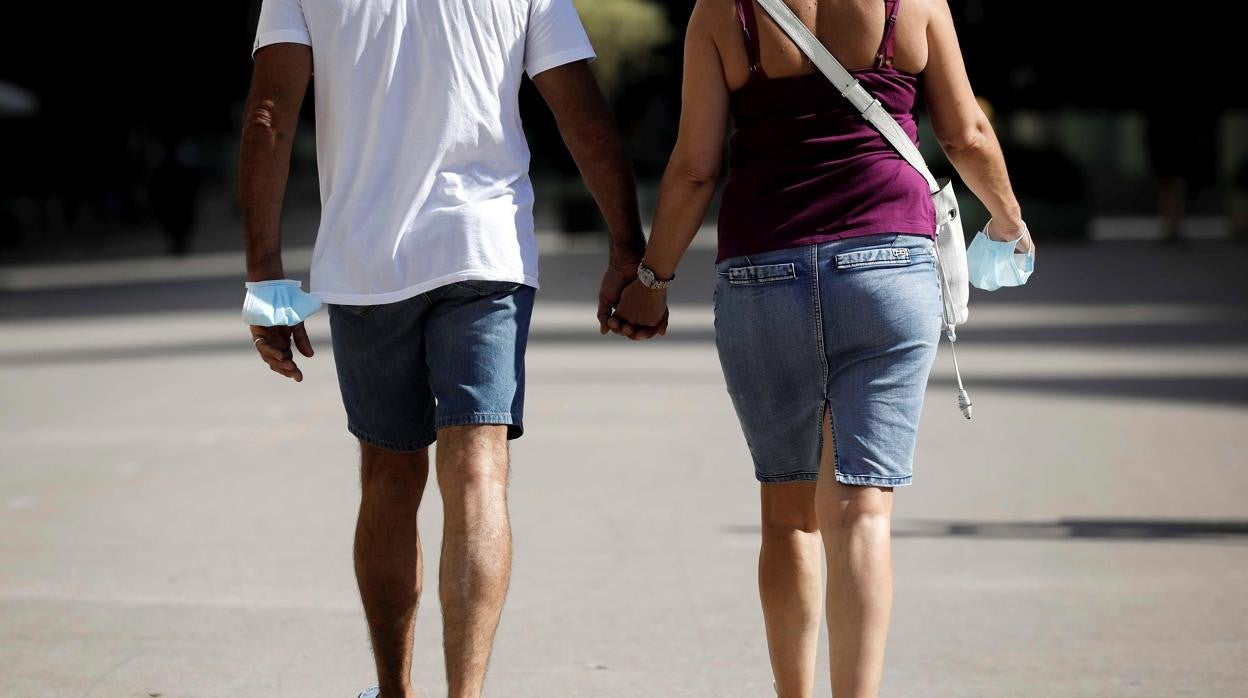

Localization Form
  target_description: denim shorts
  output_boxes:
[714,234,942,487]
[328,280,536,452]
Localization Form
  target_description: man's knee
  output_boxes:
[360,441,430,496]
[436,425,510,492]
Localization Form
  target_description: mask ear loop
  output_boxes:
[933,242,973,420]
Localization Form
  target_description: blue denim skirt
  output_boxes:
[714,234,942,486]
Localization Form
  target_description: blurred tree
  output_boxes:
[572,0,673,99]
[527,0,674,232]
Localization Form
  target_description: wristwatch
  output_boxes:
[637,259,674,290]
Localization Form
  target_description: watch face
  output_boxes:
[638,264,655,288]
[638,261,670,290]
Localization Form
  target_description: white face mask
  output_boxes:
[242,280,323,327]
[966,226,1035,292]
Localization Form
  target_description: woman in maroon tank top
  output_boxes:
[610,1,1030,695]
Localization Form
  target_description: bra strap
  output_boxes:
[735,0,764,74]
[876,0,901,68]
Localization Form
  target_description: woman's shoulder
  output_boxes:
[882,0,939,39]
[689,0,939,42]
[689,0,753,58]
[690,0,743,33]
[907,0,947,33]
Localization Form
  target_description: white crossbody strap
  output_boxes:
[754,0,939,194]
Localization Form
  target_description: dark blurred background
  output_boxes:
[0,1,1243,262]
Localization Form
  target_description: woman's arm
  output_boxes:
[610,1,732,335]
[640,5,731,279]
[640,10,731,278]
[922,0,1030,245]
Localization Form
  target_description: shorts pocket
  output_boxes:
[834,247,925,270]
[459,280,524,296]
[726,262,797,286]
[335,304,378,318]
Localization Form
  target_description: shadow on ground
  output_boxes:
[725,519,1248,542]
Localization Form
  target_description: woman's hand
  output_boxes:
[986,217,1036,254]
[609,280,669,340]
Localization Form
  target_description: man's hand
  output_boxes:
[609,280,669,340]
[597,251,644,335]
[251,323,314,382]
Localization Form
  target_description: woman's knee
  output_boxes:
[760,482,820,534]
[817,483,893,533]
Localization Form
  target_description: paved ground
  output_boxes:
[1,237,1246,697]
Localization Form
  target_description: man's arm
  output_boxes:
[240,43,312,281]
[531,61,647,332]
[609,2,730,338]
[240,43,314,381]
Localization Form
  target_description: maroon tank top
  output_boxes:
[717,0,937,262]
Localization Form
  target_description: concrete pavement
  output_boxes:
[1,239,1246,696]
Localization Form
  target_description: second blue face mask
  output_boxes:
[966,229,1035,292]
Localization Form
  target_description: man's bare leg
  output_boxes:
[436,425,512,698]
[355,442,429,698]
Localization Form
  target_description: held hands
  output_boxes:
[597,251,670,341]
[608,280,669,340]
[596,252,668,342]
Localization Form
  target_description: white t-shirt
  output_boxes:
[254,0,595,305]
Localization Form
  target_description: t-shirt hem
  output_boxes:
[313,271,540,306]
[253,30,313,58]
[526,46,597,79]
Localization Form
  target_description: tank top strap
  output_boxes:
[735,0,764,75]
[875,0,901,68]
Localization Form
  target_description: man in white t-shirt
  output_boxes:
[239,1,651,695]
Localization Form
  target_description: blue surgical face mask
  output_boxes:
[242,280,323,326]
[966,228,1035,292]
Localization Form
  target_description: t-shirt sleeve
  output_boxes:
[525,0,596,78]
[253,0,312,58]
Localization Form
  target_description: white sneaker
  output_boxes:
[357,688,380,698]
